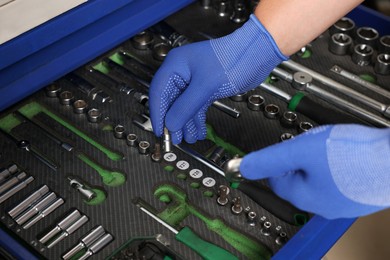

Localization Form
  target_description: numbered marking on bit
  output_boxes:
[189,169,203,179]
[176,160,190,171]
[163,152,177,162]
[202,177,216,188]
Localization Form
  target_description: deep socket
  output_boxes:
[379,35,390,54]
[352,44,373,66]
[329,33,352,55]
[374,54,390,75]
[8,185,49,218]
[126,133,138,147]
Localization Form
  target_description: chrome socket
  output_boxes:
[374,54,390,75]
[217,185,230,206]
[260,221,272,236]
[355,27,379,47]
[138,141,150,155]
[247,211,257,226]
[379,35,390,54]
[298,121,314,133]
[229,92,248,102]
[280,133,295,142]
[329,17,355,36]
[328,33,353,55]
[352,44,373,66]
[45,83,62,98]
[87,108,102,123]
[280,111,298,128]
[247,94,265,111]
[126,133,138,147]
[231,197,243,215]
[275,232,288,246]
[264,104,280,119]
[59,91,75,106]
[131,31,154,50]
[152,42,171,61]
[73,99,88,114]
[114,125,126,139]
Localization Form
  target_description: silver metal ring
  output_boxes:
[248,95,265,111]
[264,104,280,119]
[126,134,138,147]
[87,108,102,123]
[73,99,88,114]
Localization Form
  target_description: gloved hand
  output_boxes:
[149,15,287,144]
[240,124,390,219]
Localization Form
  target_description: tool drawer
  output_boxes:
[0,1,389,259]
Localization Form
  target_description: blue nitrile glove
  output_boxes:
[149,15,287,144]
[240,124,390,219]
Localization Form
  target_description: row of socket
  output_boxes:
[216,185,288,246]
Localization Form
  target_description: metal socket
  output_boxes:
[275,232,288,246]
[231,197,243,215]
[138,141,150,155]
[298,122,314,133]
[374,53,390,75]
[151,143,162,162]
[87,108,102,123]
[355,27,379,47]
[329,17,355,36]
[247,211,257,226]
[45,83,62,98]
[248,95,265,111]
[329,33,353,55]
[292,72,312,90]
[59,91,75,106]
[126,133,138,147]
[280,133,295,142]
[131,31,154,50]
[209,146,225,165]
[352,44,374,66]
[73,100,88,114]
[379,35,390,54]
[152,43,171,61]
[264,104,280,119]
[217,185,229,206]
[0,172,27,194]
[229,92,248,102]
[114,125,126,139]
[8,185,49,218]
[280,111,298,128]
[260,221,272,236]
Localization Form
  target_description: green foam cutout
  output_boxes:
[190,182,200,189]
[176,173,187,180]
[359,73,376,83]
[84,189,106,205]
[0,114,22,132]
[105,172,126,187]
[93,62,110,74]
[203,190,214,198]
[109,52,125,65]
[158,194,171,203]
[163,165,174,172]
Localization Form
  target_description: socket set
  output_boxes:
[0,1,389,259]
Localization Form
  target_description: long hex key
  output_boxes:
[282,60,390,118]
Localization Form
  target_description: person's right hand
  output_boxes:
[149,15,287,144]
[240,124,390,219]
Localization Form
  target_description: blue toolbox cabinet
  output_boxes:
[0,1,389,259]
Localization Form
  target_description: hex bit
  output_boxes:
[0,176,34,204]
[8,185,50,218]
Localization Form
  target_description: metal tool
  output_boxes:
[260,221,272,236]
[87,108,102,123]
[23,198,64,229]
[138,141,150,155]
[329,17,355,36]
[134,197,239,260]
[273,67,390,127]
[212,101,241,118]
[280,133,295,142]
[163,127,172,153]
[247,211,257,226]
[264,104,280,119]
[275,232,288,246]
[298,122,314,133]
[209,146,226,165]
[126,133,138,147]
[352,44,374,66]
[0,128,59,171]
[328,33,352,55]
[375,53,390,75]
[330,65,390,98]
[247,94,265,111]
[39,209,82,244]
[151,143,162,162]
[87,66,134,95]
[379,35,390,54]
[231,197,243,215]
[230,92,248,102]
[15,192,57,225]
[59,91,75,106]
[217,185,229,206]
[152,42,171,61]
[65,73,112,103]
[0,171,27,194]
[0,176,34,204]
[280,111,298,128]
[45,83,62,98]
[0,164,18,182]
[14,110,74,152]
[131,31,154,50]
[78,233,114,260]
[281,60,390,119]
[8,185,49,218]
[62,225,106,260]
[113,124,126,139]
[68,177,96,201]
[46,215,89,248]
[133,114,153,132]
[73,99,88,114]
[355,27,379,47]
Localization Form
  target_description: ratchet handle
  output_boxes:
[290,93,368,125]
[238,181,309,226]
